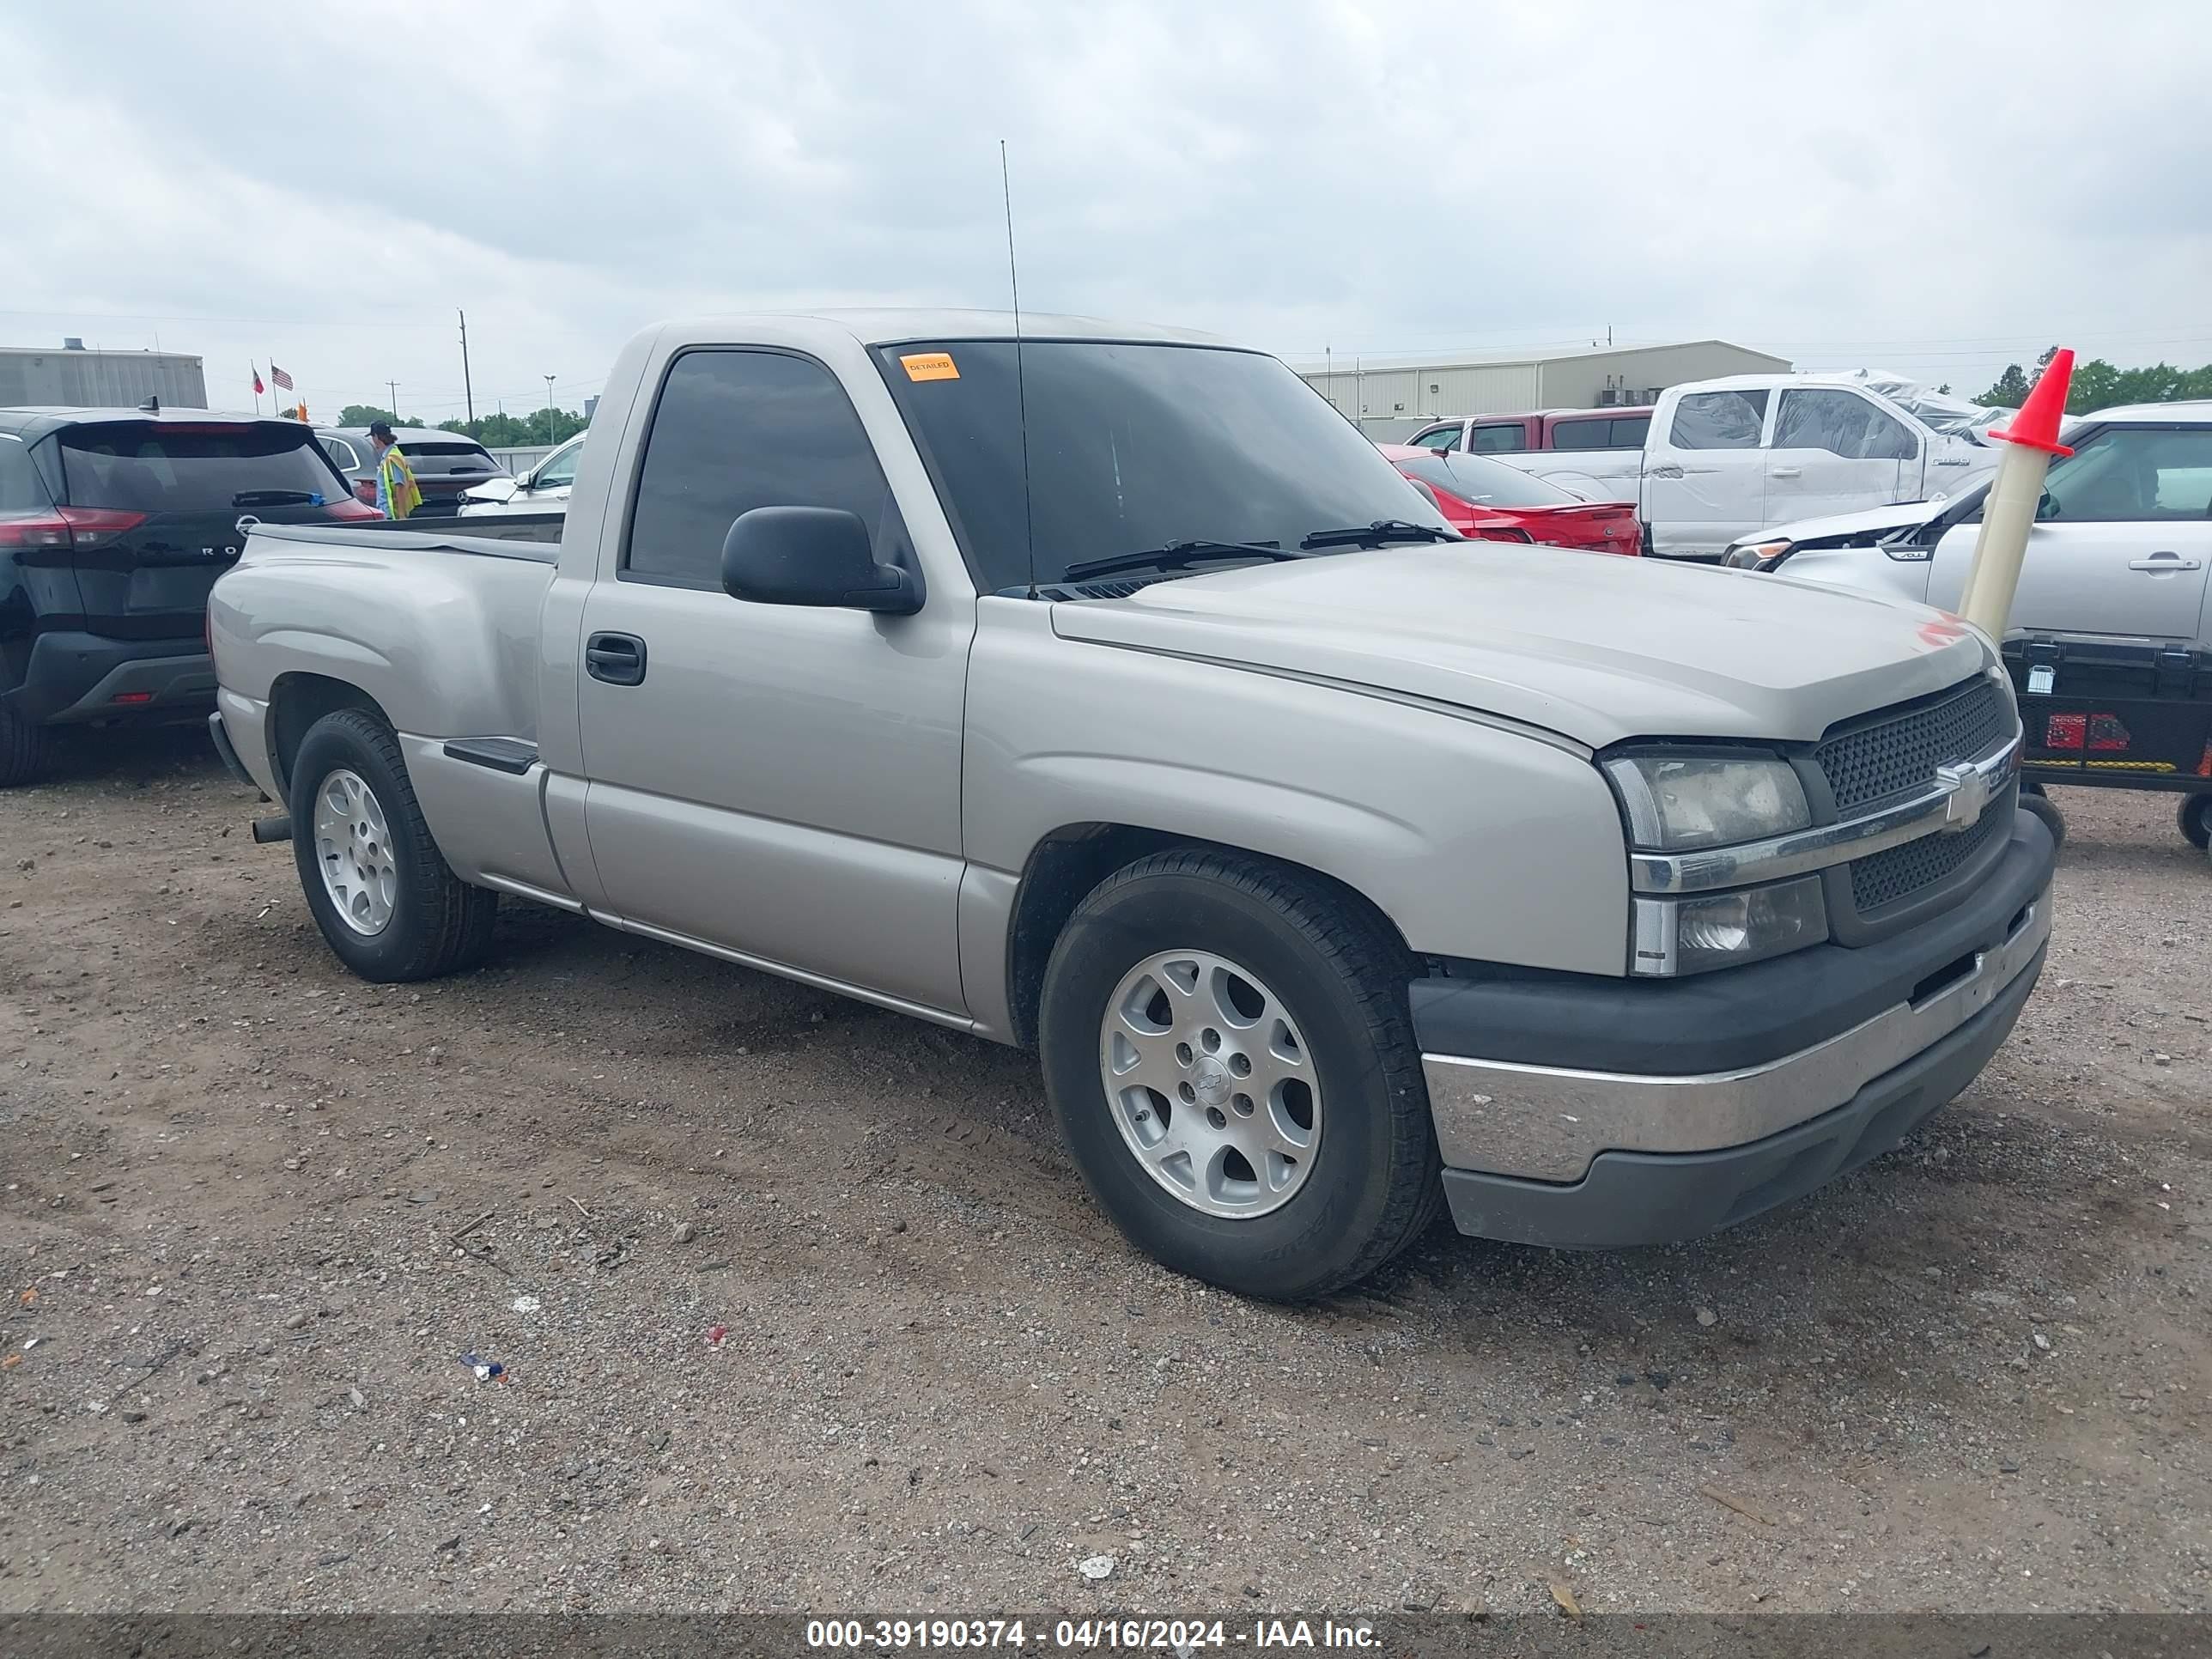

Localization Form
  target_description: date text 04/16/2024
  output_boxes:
[804,1620,1381,1650]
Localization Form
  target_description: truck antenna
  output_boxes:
[1000,139,1038,600]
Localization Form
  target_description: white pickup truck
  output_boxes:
[1418,373,2005,558]
[1637,372,2003,557]
[206,310,2056,1298]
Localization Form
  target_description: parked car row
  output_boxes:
[1408,371,2008,560]
[203,309,2053,1301]
[1726,401,2212,846]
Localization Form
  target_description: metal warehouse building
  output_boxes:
[0,343,208,409]
[1296,339,1791,436]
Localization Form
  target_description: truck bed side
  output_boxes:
[210,521,574,900]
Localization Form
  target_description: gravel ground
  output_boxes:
[1,727,2205,1616]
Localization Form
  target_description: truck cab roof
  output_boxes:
[655,308,1236,351]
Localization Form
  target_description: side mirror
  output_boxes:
[720,506,922,615]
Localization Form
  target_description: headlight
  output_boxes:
[1603,754,1811,852]
[1632,876,1828,976]
[1723,539,1789,569]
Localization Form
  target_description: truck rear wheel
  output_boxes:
[0,705,52,789]
[1038,849,1441,1300]
[288,708,496,982]
[2180,791,2212,852]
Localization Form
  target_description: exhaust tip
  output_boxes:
[250,813,293,844]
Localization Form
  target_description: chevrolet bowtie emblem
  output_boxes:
[1936,761,1989,833]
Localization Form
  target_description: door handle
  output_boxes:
[1771,466,1802,479]
[585,631,647,686]
[2128,555,2202,573]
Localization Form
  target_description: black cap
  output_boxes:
[368,420,394,440]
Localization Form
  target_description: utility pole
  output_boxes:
[459,309,475,427]
[386,380,400,422]
[543,374,556,445]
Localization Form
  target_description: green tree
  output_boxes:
[429,410,586,448]
[1978,348,2212,415]
[335,403,433,430]
[1976,365,2031,408]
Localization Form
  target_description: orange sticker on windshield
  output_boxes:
[900,351,960,382]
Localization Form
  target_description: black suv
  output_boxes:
[1,406,375,786]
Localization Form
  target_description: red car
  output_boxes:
[1378,444,1641,555]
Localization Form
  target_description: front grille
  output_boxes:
[1815,678,2009,813]
[1849,792,2010,911]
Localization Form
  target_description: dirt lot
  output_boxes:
[1,726,2206,1616]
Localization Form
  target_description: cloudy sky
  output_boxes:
[4,0,2207,425]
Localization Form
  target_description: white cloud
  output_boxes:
[3,0,2206,420]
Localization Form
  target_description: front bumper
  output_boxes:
[1417,809,2055,1247]
[4,632,215,726]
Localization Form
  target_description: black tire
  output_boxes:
[0,705,52,789]
[288,708,496,981]
[2180,791,2212,852]
[1038,848,1442,1301]
[2019,789,2065,851]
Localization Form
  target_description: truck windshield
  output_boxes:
[872,340,1448,592]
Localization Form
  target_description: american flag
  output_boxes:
[269,362,295,392]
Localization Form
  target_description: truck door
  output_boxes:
[573,347,971,1016]
[1764,388,1912,527]
[1926,424,2212,640]
[1641,387,1769,556]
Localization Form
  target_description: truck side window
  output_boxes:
[1668,391,1768,451]
[1412,427,1461,453]
[1608,415,1650,448]
[1468,424,1526,453]
[1548,420,1608,451]
[623,350,898,588]
[1774,390,1915,462]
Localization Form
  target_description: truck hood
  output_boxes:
[1050,546,1989,750]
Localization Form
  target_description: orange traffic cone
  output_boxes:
[1957,349,2075,636]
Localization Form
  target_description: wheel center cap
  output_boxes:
[1191,1056,1231,1108]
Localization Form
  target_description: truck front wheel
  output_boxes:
[1038,849,1441,1299]
[288,708,497,981]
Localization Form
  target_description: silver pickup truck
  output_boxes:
[207,310,2057,1299]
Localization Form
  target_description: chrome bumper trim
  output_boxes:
[1629,733,2021,895]
[1422,891,2050,1183]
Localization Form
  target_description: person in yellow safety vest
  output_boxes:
[368,420,424,520]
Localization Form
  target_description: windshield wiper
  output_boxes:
[233,489,318,507]
[1298,520,1462,550]
[1060,539,1294,584]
